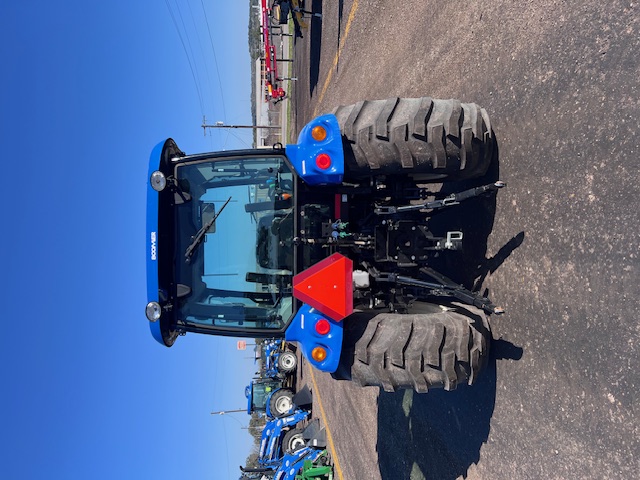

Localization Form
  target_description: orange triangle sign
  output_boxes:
[293,253,353,321]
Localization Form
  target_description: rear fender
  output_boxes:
[285,305,343,373]
[285,114,344,185]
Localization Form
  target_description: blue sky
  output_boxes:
[1,1,259,478]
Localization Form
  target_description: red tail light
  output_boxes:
[315,318,330,335]
[315,153,331,170]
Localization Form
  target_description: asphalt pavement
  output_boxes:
[290,1,639,479]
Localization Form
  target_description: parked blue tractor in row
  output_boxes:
[241,448,331,480]
[262,339,297,378]
[247,375,313,420]
[274,448,332,480]
[240,413,331,480]
[257,409,310,468]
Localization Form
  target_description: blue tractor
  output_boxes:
[261,339,298,378]
[241,448,331,480]
[146,96,505,392]
[246,340,305,419]
[246,377,295,419]
[257,410,310,468]
[240,414,331,480]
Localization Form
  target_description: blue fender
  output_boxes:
[285,305,343,373]
[285,114,344,185]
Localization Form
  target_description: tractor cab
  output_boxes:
[145,143,303,347]
[145,115,348,366]
[246,376,303,419]
[246,377,283,416]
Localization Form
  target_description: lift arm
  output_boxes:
[375,267,504,315]
[375,181,505,215]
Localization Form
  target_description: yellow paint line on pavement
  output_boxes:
[313,0,359,117]
[308,363,345,480]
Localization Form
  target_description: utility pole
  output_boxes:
[211,410,263,431]
[210,409,247,415]
[202,116,280,136]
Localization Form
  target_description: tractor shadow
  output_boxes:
[376,338,522,480]
[376,141,525,479]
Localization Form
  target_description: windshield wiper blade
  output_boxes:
[184,196,232,263]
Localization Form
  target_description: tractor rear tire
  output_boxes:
[282,427,306,454]
[332,97,494,181]
[332,303,491,392]
[269,388,295,417]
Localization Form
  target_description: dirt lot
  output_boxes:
[290,1,639,479]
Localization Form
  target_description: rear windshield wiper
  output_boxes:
[184,196,232,263]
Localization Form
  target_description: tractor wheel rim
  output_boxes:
[280,353,296,369]
[288,434,305,452]
[275,396,293,414]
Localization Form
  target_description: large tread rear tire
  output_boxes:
[332,303,491,393]
[332,97,494,181]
